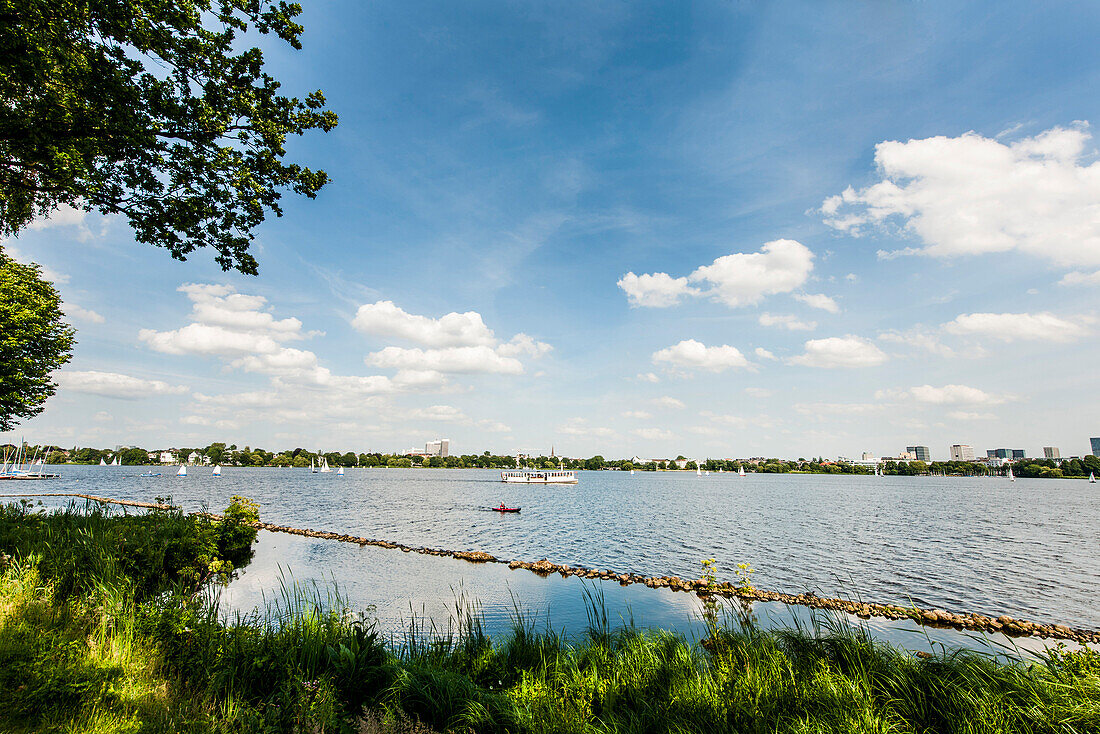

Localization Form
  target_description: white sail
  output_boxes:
[112,456,120,466]
[311,458,317,473]
[1090,472,1095,483]
[212,465,222,476]
[177,464,187,477]
[319,456,333,473]
[739,465,746,477]
[99,458,107,466]
[337,466,345,476]
[1008,466,1014,481]
[696,466,701,476]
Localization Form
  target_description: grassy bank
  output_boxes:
[1,502,1097,733]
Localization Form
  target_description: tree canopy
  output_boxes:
[0,0,337,274]
[0,247,75,430]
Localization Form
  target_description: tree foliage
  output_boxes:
[0,247,75,430]
[0,0,338,274]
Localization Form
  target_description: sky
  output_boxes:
[5,0,1100,461]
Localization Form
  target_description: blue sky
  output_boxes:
[6,1,1100,460]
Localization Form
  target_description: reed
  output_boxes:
[1,501,1097,733]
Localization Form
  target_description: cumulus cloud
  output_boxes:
[617,272,697,307]
[877,384,1010,406]
[351,300,496,347]
[754,347,777,360]
[56,370,188,399]
[788,336,887,368]
[653,396,686,410]
[366,346,524,374]
[622,410,652,419]
[497,333,553,358]
[63,302,104,324]
[406,404,467,422]
[1060,270,1100,286]
[636,372,660,383]
[652,339,750,372]
[631,427,674,441]
[618,239,815,309]
[794,293,840,313]
[822,124,1100,267]
[759,313,816,331]
[943,312,1087,342]
[878,328,958,358]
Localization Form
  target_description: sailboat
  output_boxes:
[630,468,635,475]
[1089,472,1095,483]
[99,457,107,466]
[319,456,333,473]
[337,466,345,476]
[739,465,746,477]
[310,458,318,474]
[696,465,702,476]
[177,464,187,477]
[212,465,222,477]
[1008,466,1015,481]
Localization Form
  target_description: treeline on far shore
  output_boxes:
[12,442,1100,478]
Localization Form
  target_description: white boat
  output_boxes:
[177,464,187,477]
[630,469,635,475]
[112,455,120,466]
[99,458,107,466]
[739,465,746,477]
[1008,466,1015,481]
[212,465,222,477]
[319,456,333,473]
[1090,472,1095,483]
[311,458,318,474]
[501,470,577,484]
[337,466,345,476]
[696,466,701,476]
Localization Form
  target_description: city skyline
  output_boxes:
[4,2,1100,457]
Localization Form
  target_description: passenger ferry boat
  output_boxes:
[500,470,578,484]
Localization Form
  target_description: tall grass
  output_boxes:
[1,501,1098,733]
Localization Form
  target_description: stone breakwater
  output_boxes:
[225,515,1098,646]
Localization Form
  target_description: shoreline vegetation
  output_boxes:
[9,442,1100,479]
[1,501,1098,733]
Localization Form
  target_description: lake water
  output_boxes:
[11,466,1098,652]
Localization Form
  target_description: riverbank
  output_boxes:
[2,500,1098,733]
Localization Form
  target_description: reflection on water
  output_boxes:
[30,466,1100,631]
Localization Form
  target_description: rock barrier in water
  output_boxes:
[8,494,1095,646]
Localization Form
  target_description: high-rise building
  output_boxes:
[950,444,975,461]
[425,439,450,457]
[1091,437,1100,456]
[906,446,931,462]
[1043,447,1061,459]
[1012,449,1026,460]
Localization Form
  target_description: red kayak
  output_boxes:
[492,504,521,513]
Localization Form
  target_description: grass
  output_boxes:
[1,501,1098,733]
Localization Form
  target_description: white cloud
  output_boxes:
[794,293,840,313]
[877,384,1009,406]
[689,239,814,307]
[653,396,686,410]
[652,339,751,372]
[406,404,467,422]
[477,419,512,433]
[753,347,777,361]
[947,411,997,421]
[631,427,674,441]
[878,328,958,358]
[497,333,553,358]
[619,239,815,309]
[617,272,697,308]
[943,312,1087,342]
[636,372,660,383]
[822,124,1100,267]
[622,410,652,419]
[365,345,524,374]
[759,313,816,331]
[351,300,496,347]
[63,302,104,324]
[788,336,887,368]
[56,370,188,399]
[140,323,285,356]
[1060,270,1100,286]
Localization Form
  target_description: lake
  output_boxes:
[13,466,1098,651]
